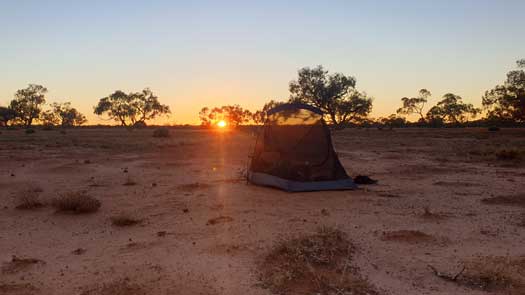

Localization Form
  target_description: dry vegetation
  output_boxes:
[52,191,101,213]
[152,127,170,138]
[15,190,45,210]
[259,227,378,295]
[1,256,45,274]
[123,176,137,186]
[481,194,525,207]
[206,216,234,225]
[110,214,142,227]
[456,256,525,294]
[381,230,434,244]
[178,182,212,191]
[80,279,146,295]
[1,128,525,295]
[420,207,447,220]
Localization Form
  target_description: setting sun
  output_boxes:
[217,120,227,128]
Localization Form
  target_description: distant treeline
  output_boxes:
[1,59,524,129]
[198,59,525,129]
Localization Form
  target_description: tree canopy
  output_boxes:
[9,84,47,127]
[46,102,87,127]
[289,66,372,127]
[426,93,480,124]
[94,89,170,126]
[252,100,285,124]
[199,105,252,127]
[397,89,431,122]
[0,106,16,126]
[482,59,525,122]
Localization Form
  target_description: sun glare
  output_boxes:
[217,120,227,128]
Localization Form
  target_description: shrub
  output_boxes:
[495,150,521,161]
[123,176,137,186]
[110,214,142,227]
[133,121,147,128]
[152,128,170,138]
[259,227,378,295]
[15,192,44,210]
[52,192,101,214]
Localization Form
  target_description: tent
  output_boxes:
[248,103,356,192]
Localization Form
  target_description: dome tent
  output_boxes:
[248,103,356,192]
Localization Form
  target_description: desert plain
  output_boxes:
[1,127,524,295]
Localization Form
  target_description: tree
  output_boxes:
[397,89,431,122]
[252,100,285,124]
[49,102,87,127]
[289,66,372,127]
[0,106,16,126]
[198,105,252,127]
[94,90,135,126]
[517,59,525,68]
[198,107,212,126]
[9,84,47,127]
[482,59,525,122]
[426,93,480,124]
[40,110,60,126]
[379,114,407,128]
[130,88,170,124]
[94,89,170,126]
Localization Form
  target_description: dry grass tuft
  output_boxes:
[1,256,45,274]
[206,216,234,225]
[52,192,101,214]
[495,149,522,161]
[123,177,137,186]
[381,230,434,244]
[421,207,447,220]
[110,214,142,227]
[80,279,146,295]
[152,128,170,138]
[457,256,525,294]
[259,227,378,295]
[178,182,211,192]
[519,214,525,227]
[0,283,38,294]
[15,190,45,210]
[481,194,525,208]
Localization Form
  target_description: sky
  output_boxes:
[1,0,524,124]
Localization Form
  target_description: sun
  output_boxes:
[217,120,227,128]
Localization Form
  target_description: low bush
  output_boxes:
[152,128,170,138]
[52,192,101,214]
[110,214,142,227]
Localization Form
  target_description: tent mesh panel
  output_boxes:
[250,107,349,182]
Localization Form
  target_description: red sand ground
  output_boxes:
[1,128,524,295]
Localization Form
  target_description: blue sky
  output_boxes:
[1,0,524,123]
